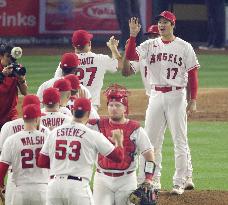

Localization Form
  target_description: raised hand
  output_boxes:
[107,36,119,50]
[129,17,141,37]
[111,129,124,147]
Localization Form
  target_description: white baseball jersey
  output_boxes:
[136,37,200,87]
[0,130,49,186]
[59,106,72,117]
[54,52,118,106]
[67,96,100,119]
[130,60,151,96]
[40,111,72,130]
[0,118,49,152]
[36,77,91,103]
[40,122,115,181]
[88,120,153,173]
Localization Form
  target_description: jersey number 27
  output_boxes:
[76,67,97,86]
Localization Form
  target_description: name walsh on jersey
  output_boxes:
[149,53,183,66]
[21,136,45,146]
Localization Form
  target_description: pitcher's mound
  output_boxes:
[157,190,228,205]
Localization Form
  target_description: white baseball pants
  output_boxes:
[46,176,93,205]
[144,88,190,187]
[12,183,47,205]
[93,171,137,205]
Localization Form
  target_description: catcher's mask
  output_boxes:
[104,84,130,115]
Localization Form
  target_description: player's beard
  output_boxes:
[110,114,124,122]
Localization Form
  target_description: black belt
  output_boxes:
[50,175,82,181]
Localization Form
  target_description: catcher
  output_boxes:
[88,84,157,205]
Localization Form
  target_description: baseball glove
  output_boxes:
[128,182,157,205]
[0,187,5,205]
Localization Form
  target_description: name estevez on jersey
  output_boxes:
[56,127,86,138]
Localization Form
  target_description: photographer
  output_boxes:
[0,43,27,130]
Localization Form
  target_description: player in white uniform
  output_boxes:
[123,24,195,190]
[0,104,49,205]
[53,78,72,117]
[41,88,72,130]
[122,25,160,96]
[64,74,99,119]
[54,30,122,110]
[125,12,199,194]
[37,53,91,105]
[87,84,155,205]
[38,97,124,205]
[0,94,49,205]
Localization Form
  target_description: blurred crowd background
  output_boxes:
[0,0,227,50]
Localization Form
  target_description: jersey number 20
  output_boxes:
[55,140,81,161]
[21,148,41,169]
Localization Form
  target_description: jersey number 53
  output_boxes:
[55,140,81,161]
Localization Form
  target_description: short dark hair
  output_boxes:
[0,43,14,56]
[62,67,76,75]
[73,110,86,118]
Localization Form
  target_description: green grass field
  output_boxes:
[162,121,228,190]
[18,53,228,191]
[20,54,228,93]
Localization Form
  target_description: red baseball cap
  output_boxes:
[23,104,41,120]
[144,25,159,35]
[53,79,72,92]
[64,74,80,90]
[60,53,80,69]
[73,98,91,112]
[43,88,60,105]
[22,95,40,107]
[72,30,93,47]
[156,11,176,24]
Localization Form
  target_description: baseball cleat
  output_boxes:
[170,185,184,195]
[184,177,195,190]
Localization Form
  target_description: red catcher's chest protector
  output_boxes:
[97,118,140,170]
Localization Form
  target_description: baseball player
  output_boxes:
[0,104,49,205]
[54,30,122,110]
[0,94,49,205]
[38,98,124,205]
[122,25,160,96]
[41,87,72,130]
[123,24,194,190]
[64,74,100,119]
[87,84,155,205]
[37,52,91,105]
[53,78,72,117]
[125,12,199,194]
